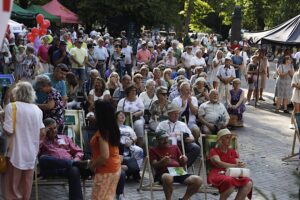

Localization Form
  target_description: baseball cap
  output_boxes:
[156,130,169,140]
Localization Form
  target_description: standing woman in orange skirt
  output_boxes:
[89,100,121,200]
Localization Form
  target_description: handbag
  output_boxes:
[225,167,250,178]
[247,75,254,84]
[0,102,17,173]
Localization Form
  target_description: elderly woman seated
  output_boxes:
[117,84,145,146]
[149,86,171,131]
[139,79,157,122]
[116,111,143,178]
[35,75,65,132]
[226,78,246,127]
[192,77,209,106]
[208,129,252,200]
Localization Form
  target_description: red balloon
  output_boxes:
[36,14,44,24]
[41,20,50,29]
[27,33,34,43]
[44,19,51,28]
[32,27,39,35]
[39,28,47,36]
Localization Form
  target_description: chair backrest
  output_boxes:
[123,112,133,128]
[294,113,300,132]
[64,109,85,149]
[203,134,238,173]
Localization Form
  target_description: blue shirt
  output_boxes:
[35,73,66,104]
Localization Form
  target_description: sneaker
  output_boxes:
[289,124,295,129]
[245,101,250,105]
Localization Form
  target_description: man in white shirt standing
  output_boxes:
[94,37,109,79]
[216,57,236,103]
[156,103,200,168]
[121,38,134,76]
[172,82,200,142]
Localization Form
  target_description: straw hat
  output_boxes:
[216,128,232,141]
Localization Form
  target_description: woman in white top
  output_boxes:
[88,77,110,110]
[2,82,44,200]
[117,85,145,146]
[190,49,207,70]
[181,46,194,78]
[164,50,178,74]
[210,50,225,89]
[116,111,144,169]
[139,79,158,109]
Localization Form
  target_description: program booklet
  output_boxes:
[167,167,187,176]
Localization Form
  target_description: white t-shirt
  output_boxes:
[89,89,110,101]
[240,51,249,65]
[190,56,207,67]
[172,96,198,126]
[117,97,145,113]
[216,65,236,79]
[138,92,158,109]
[121,46,133,64]
[181,52,194,68]
[156,120,193,141]
[294,51,300,64]
[94,46,109,60]
[4,102,44,170]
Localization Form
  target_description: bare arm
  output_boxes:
[90,136,109,169]
[37,100,55,110]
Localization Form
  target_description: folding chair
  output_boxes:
[34,109,90,200]
[198,134,238,200]
[137,129,186,199]
[124,111,134,128]
[282,113,300,162]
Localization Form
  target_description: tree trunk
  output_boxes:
[184,0,194,36]
[253,0,265,30]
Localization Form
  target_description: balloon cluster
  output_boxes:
[26,14,51,43]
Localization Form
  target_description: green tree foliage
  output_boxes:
[77,0,182,33]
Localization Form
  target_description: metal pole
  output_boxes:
[255,56,261,107]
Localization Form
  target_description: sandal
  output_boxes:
[259,97,266,101]
[275,109,279,113]
[284,110,290,114]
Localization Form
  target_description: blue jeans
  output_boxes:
[39,155,83,200]
[116,169,126,195]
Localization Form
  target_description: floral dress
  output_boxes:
[227,89,246,120]
[43,89,64,127]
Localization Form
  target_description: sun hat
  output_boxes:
[216,128,232,141]
[156,86,168,95]
[232,78,241,84]
[167,103,181,114]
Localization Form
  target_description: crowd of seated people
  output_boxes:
[0,31,252,200]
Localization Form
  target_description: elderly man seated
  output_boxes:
[156,103,201,168]
[149,130,202,200]
[198,89,230,135]
[172,81,201,142]
[39,118,89,200]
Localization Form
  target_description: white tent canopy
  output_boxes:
[8,19,23,33]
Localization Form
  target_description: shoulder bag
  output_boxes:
[0,102,16,173]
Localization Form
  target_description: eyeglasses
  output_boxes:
[115,45,122,48]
